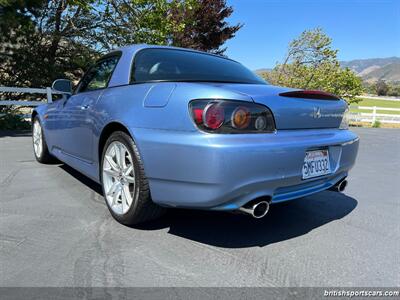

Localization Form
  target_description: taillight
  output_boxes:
[204,102,225,129]
[279,90,340,100]
[189,100,275,133]
[193,108,203,124]
[231,106,251,129]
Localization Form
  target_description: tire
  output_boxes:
[100,131,165,225]
[32,116,54,164]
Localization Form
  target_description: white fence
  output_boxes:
[349,106,400,124]
[0,86,68,106]
[0,86,70,119]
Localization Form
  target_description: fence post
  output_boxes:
[46,87,53,103]
[372,106,377,124]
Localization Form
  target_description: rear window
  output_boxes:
[131,48,266,85]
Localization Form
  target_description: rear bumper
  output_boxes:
[132,128,359,210]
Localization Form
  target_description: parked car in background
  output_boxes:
[32,45,359,225]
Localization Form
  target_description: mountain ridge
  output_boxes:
[340,57,400,83]
[255,57,400,83]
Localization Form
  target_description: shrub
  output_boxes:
[0,113,31,130]
[372,120,381,128]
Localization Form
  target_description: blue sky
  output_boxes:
[224,0,400,70]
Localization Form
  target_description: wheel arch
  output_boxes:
[98,121,136,166]
[31,110,48,142]
[31,110,38,122]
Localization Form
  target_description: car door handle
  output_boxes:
[80,104,90,110]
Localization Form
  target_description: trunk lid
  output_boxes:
[210,83,347,130]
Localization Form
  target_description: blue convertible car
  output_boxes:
[32,45,359,225]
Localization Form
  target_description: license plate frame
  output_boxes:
[302,149,331,180]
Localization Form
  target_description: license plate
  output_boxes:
[302,150,331,179]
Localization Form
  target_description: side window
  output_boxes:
[76,56,120,93]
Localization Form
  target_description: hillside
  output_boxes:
[254,68,271,74]
[340,57,400,83]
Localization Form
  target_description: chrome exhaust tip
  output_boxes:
[239,201,270,219]
[338,180,348,192]
[329,179,348,192]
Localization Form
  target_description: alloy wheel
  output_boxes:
[33,120,43,158]
[102,141,136,215]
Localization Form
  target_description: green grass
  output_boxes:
[354,98,400,108]
[350,98,400,115]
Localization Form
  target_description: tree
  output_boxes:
[170,0,242,54]
[375,80,388,96]
[99,0,180,51]
[387,84,400,97]
[262,28,363,103]
[0,0,103,129]
[0,0,241,88]
[0,0,100,88]
[100,0,241,54]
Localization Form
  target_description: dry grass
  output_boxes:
[350,122,400,129]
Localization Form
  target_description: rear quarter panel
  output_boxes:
[95,82,252,132]
[91,82,253,180]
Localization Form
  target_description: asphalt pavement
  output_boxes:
[0,128,399,287]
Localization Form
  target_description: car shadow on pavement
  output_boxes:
[138,192,358,248]
[58,163,358,248]
[59,164,104,195]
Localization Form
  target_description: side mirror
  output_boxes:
[52,79,72,94]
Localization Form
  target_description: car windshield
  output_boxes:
[131,48,267,85]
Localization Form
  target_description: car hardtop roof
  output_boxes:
[110,44,238,63]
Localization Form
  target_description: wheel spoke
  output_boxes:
[114,144,121,167]
[112,187,121,206]
[105,154,119,171]
[106,181,119,197]
[114,144,126,170]
[119,146,126,170]
[103,168,119,178]
[121,186,128,212]
[124,165,133,176]
[122,185,132,206]
[125,175,135,183]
